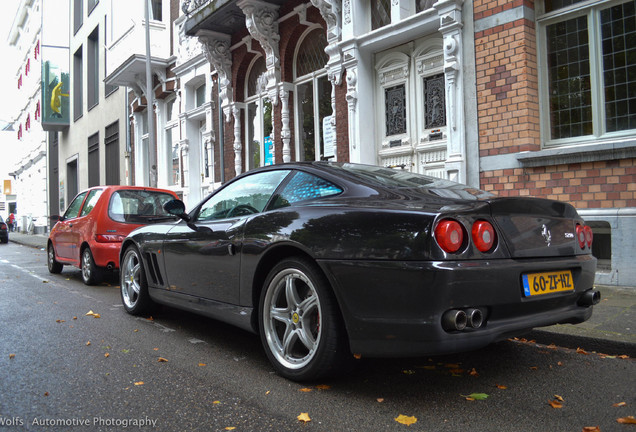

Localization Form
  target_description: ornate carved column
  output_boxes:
[198,31,234,122]
[435,0,466,184]
[346,69,358,151]
[279,83,293,163]
[232,106,243,176]
[238,0,281,104]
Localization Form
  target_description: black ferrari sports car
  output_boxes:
[119,162,598,381]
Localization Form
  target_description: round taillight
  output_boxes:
[472,220,496,253]
[584,225,593,248]
[435,219,464,254]
[576,224,586,249]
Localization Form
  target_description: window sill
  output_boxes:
[517,139,636,167]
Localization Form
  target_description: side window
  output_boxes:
[79,189,103,217]
[63,191,88,219]
[272,171,342,209]
[197,170,291,221]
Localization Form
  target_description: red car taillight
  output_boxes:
[435,219,464,254]
[95,234,125,243]
[575,224,593,249]
[0,223,6,230]
[472,220,496,252]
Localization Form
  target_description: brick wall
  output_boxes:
[474,1,540,158]
[480,159,636,209]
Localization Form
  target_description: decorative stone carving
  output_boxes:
[346,69,358,149]
[279,86,292,163]
[343,0,351,24]
[198,31,234,122]
[232,105,242,175]
[238,0,281,104]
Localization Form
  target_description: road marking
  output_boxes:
[135,317,176,333]
[188,338,207,344]
[10,264,48,282]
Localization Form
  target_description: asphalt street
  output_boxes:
[1,237,635,431]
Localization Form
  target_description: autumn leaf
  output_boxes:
[198,363,207,367]
[377,398,385,403]
[618,355,630,359]
[548,399,563,409]
[86,341,91,346]
[134,381,144,386]
[582,427,601,432]
[299,388,313,393]
[394,415,417,426]
[297,413,311,423]
[73,317,78,320]
[353,353,362,359]
[104,353,110,358]
[56,319,65,323]
[554,395,564,402]
[224,428,236,431]
[403,369,416,375]
[85,310,101,318]
[617,416,636,424]
[213,401,221,405]
[613,402,626,407]
[495,384,507,390]
[9,354,15,359]
[158,357,168,362]
[462,393,489,401]
[315,384,331,390]
[576,347,590,355]
[469,368,479,377]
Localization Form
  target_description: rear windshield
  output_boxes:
[108,190,176,223]
[333,163,494,200]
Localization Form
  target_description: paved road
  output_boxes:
[1,242,635,431]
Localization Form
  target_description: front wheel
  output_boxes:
[259,257,350,381]
[81,248,101,285]
[120,245,154,315]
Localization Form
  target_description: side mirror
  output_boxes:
[163,199,190,222]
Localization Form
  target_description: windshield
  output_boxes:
[109,190,176,223]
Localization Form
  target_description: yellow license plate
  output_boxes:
[522,270,574,297]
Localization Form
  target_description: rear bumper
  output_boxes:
[89,241,123,269]
[319,254,597,357]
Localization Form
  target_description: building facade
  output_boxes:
[8,0,49,233]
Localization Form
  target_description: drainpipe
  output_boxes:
[218,82,225,184]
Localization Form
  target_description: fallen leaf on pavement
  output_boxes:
[576,347,589,355]
[495,384,507,390]
[224,427,236,431]
[158,357,168,362]
[582,426,601,432]
[554,395,564,402]
[104,353,110,358]
[548,399,563,409]
[9,354,15,359]
[86,341,91,346]
[617,416,636,424]
[377,398,384,403]
[297,413,311,423]
[198,363,206,367]
[316,385,331,390]
[134,381,144,386]
[299,388,312,393]
[469,368,479,377]
[85,310,101,318]
[462,393,489,401]
[394,415,417,426]
[613,402,626,407]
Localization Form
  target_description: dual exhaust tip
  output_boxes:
[442,308,484,332]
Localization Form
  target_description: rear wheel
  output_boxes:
[47,243,63,274]
[120,245,154,315]
[81,247,101,285]
[259,257,350,381]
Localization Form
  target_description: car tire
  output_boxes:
[259,257,350,381]
[81,247,101,285]
[120,245,154,315]
[47,243,63,274]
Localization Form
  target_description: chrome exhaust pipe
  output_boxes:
[465,308,483,329]
[442,309,467,332]
[578,289,601,306]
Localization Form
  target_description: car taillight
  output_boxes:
[0,223,6,230]
[584,225,593,248]
[576,224,593,249]
[95,234,125,243]
[472,220,496,252]
[435,219,464,254]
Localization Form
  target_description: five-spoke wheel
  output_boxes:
[120,245,153,315]
[260,257,349,381]
[81,248,101,285]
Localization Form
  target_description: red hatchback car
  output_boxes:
[48,186,179,285]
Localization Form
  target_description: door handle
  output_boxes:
[227,244,235,256]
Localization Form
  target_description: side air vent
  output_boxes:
[144,252,164,286]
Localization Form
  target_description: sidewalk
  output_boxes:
[8,231,636,357]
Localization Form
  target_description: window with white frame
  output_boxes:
[164,97,180,186]
[245,55,272,169]
[538,0,636,144]
[294,28,331,161]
